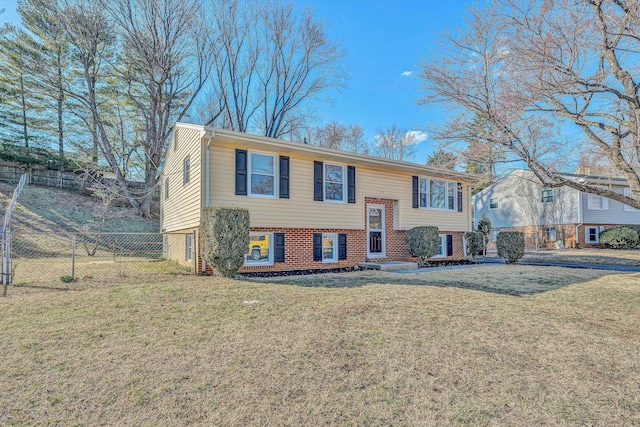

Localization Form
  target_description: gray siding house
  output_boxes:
[474,170,640,247]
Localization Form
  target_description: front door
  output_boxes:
[367,204,385,258]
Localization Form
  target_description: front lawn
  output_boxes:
[1,265,639,425]
[523,248,640,266]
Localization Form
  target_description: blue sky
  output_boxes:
[0,0,477,163]
[295,0,476,162]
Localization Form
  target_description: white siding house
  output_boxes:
[474,169,640,247]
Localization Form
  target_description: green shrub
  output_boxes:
[200,206,250,278]
[496,231,525,264]
[406,226,440,265]
[599,226,639,249]
[621,224,640,240]
[464,231,484,260]
[60,275,74,283]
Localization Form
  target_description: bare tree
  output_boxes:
[373,124,417,161]
[310,121,368,153]
[419,0,640,210]
[54,0,211,217]
[342,124,368,154]
[202,0,346,140]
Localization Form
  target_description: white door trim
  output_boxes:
[367,204,386,258]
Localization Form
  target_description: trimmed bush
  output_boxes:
[200,206,250,278]
[406,226,440,265]
[599,226,639,249]
[496,231,525,264]
[464,231,484,260]
[621,224,640,240]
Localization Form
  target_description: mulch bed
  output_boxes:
[238,260,481,278]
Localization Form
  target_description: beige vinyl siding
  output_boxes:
[210,145,362,229]
[165,228,198,268]
[161,126,203,232]
[209,144,469,232]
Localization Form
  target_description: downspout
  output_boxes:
[467,183,472,232]
[204,129,215,207]
[201,128,215,274]
[575,189,583,248]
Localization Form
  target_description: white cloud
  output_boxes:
[405,130,428,144]
[400,71,414,77]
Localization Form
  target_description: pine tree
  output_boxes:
[0,26,48,147]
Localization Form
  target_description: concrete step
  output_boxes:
[358,261,418,271]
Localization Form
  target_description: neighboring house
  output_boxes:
[474,169,640,248]
[161,123,476,273]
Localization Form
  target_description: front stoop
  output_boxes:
[358,261,418,271]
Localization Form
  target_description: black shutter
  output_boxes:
[235,149,247,196]
[314,161,323,201]
[274,232,285,263]
[447,234,453,257]
[279,156,290,199]
[347,166,356,204]
[412,176,419,208]
[457,182,463,212]
[338,233,347,260]
[313,233,322,261]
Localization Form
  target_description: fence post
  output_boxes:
[5,230,11,286]
[72,234,76,279]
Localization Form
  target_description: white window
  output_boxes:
[585,226,602,244]
[447,182,456,210]
[419,177,457,211]
[587,193,609,210]
[623,188,638,212]
[185,234,192,262]
[183,157,190,185]
[324,163,345,202]
[545,227,557,242]
[249,152,276,197]
[245,233,274,266]
[430,179,446,209]
[491,230,499,242]
[322,233,338,262]
[489,198,499,210]
[420,178,429,208]
[434,234,446,258]
[541,189,554,203]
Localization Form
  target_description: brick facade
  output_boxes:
[196,197,467,274]
[577,224,625,248]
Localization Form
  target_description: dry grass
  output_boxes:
[524,248,640,266]
[1,265,639,426]
[0,181,158,234]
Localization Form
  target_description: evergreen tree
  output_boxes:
[0,26,48,147]
[426,148,457,169]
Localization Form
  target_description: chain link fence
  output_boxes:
[4,232,196,287]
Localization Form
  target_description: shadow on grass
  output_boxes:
[246,266,620,296]
[9,283,76,292]
[524,254,640,267]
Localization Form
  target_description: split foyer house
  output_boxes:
[474,169,640,248]
[161,123,476,273]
